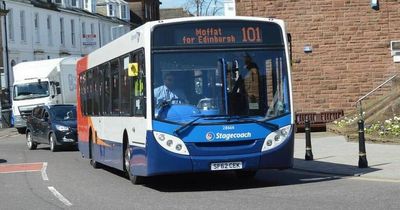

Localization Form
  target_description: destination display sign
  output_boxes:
[152,20,283,48]
[181,26,262,45]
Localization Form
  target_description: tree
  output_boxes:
[183,0,224,16]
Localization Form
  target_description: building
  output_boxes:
[96,0,130,22]
[159,8,191,19]
[236,0,400,115]
[1,0,131,92]
[126,0,160,23]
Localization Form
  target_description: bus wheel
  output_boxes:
[124,146,144,185]
[235,170,257,180]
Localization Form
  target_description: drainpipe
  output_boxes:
[2,1,11,103]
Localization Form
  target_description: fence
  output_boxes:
[295,110,344,132]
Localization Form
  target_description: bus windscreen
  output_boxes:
[152,20,284,48]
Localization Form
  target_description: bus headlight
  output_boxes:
[261,125,292,152]
[153,131,189,155]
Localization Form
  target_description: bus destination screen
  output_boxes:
[152,20,283,48]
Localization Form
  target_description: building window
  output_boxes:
[7,9,14,41]
[47,15,53,46]
[34,13,40,43]
[108,4,114,16]
[71,19,76,46]
[90,23,94,35]
[20,11,26,42]
[71,0,78,7]
[121,5,127,20]
[84,0,89,10]
[82,22,86,36]
[101,23,107,45]
[54,0,62,4]
[60,18,65,45]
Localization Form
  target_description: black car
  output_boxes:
[26,104,77,152]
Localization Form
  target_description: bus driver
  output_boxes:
[154,72,188,106]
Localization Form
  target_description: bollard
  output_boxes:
[358,119,368,168]
[305,118,314,160]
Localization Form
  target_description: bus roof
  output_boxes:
[77,16,286,74]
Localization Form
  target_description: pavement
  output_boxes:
[1,128,399,182]
[0,128,19,140]
[294,132,400,182]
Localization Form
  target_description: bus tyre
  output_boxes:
[235,170,257,179]
[49,133,59,152]
[26,131,37,150]
[124,146,144,185]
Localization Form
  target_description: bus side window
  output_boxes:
[104,63,111,115]
[87,70,93,115]
[132,50,145,117]
[110,59,120,115]
[79,73,86,116]
[120,55,131,116]
[93,67,100,116]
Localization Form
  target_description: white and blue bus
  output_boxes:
[77,16,294,184]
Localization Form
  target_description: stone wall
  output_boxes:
[236,0,400,114]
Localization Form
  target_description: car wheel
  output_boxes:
[17,128,26,134]
[49,133,59,152]
[124,146,144,185]
[26,131,37,150]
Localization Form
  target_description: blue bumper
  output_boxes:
[132,131,294,176]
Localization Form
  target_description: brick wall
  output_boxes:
[236,0,400,114]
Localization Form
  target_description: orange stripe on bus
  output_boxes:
[76,56,88,75]
[87,117,111,147]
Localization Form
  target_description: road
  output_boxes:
[1,133,400,210]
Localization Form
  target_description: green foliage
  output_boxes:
[365,115,400,137]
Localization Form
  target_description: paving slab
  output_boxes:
[294,132,400,181]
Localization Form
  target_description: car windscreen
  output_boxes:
[50,106,77,121]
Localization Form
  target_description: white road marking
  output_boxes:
[48,186,73,207]
[41,162,49,181]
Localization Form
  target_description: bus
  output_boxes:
[77,16,294,184]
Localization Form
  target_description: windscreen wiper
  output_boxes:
[174,114,228,135]
[236,117,279,131]
[174,116,203,135]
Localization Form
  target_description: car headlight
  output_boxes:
[261,125,292,152]
[153,131,189,155]
[55,125,69,131]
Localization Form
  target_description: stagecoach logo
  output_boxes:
[206,132,215,141]
[206,132,252,141]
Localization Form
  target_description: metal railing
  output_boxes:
[355,74,398,119]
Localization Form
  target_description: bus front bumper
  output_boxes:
[131,132,294,177]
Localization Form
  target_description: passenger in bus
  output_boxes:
[154,73,188,106]
[243,54,260,102]
[229,54,261,115]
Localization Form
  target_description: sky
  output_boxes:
[160,0,187,9]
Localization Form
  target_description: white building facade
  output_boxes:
[1,0,131,90]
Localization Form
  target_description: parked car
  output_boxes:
[26,104,77,151]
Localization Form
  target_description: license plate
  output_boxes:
[210,162,243,171]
